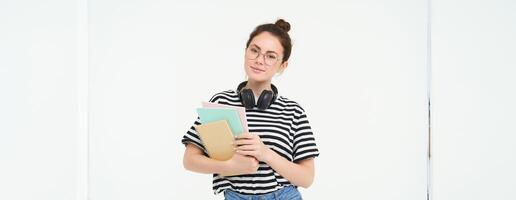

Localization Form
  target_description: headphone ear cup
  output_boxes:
[240,89,255,109]
[257,90,273,110]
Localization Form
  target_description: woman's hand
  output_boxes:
[224,153,259,175]
[234,132,273,162]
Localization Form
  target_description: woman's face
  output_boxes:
[244,31,288,83]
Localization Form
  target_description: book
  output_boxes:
[194,120,235,161]
[196,107,244,137]
[195,120,237,176]
[202,101,248,133]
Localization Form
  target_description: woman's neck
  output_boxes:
[245,79,272,97]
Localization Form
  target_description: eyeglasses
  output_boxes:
[245,46,281,66]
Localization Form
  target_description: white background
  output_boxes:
[0,0,514,200]
[431,0,516,199]
[0,0,78,199]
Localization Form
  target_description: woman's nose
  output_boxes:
[254,54,265,65]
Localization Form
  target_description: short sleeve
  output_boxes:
[181,117,208,154]
[292,110,320,163]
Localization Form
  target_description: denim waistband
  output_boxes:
[223,185,302,200]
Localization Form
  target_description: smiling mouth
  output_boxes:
[250,66,265,72]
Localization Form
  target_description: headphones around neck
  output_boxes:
[237,81,278,110]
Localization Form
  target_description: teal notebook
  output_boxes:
[196,108,244,136]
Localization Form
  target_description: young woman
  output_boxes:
[182,19,319,200]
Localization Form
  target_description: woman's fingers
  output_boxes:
[236,132,258,139]
[236,144,256,151]
[236,149,257,157]
[234,133,259,146]
[233,132,268,161]
[234,138,256,146]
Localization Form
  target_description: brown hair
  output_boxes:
[246,19,292,63]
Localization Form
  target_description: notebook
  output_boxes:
[202,101,248,133]
[196,107,244,136]
[195,120,235,161]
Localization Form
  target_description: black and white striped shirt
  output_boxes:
[181,89,320,195]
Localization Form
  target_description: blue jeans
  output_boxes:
[224,185,302,200]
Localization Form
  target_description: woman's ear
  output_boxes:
[278,61,288,74]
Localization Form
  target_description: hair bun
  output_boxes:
[275,19,291,32]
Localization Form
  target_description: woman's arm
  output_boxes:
[183,143,259,175]
[234,133,315,188]
[264,149,315,188]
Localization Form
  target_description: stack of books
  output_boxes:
[195,102,248,161]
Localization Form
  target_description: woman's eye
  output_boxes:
[267,54,277,59]
[250,48,259,53]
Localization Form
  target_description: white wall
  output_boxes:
[0,0,78,199]
[12,0,516,200]
[88,1,180,199]
[431,0,516,199]
[88,1,428,199]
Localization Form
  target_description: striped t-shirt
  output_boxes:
[181,89,320,195]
